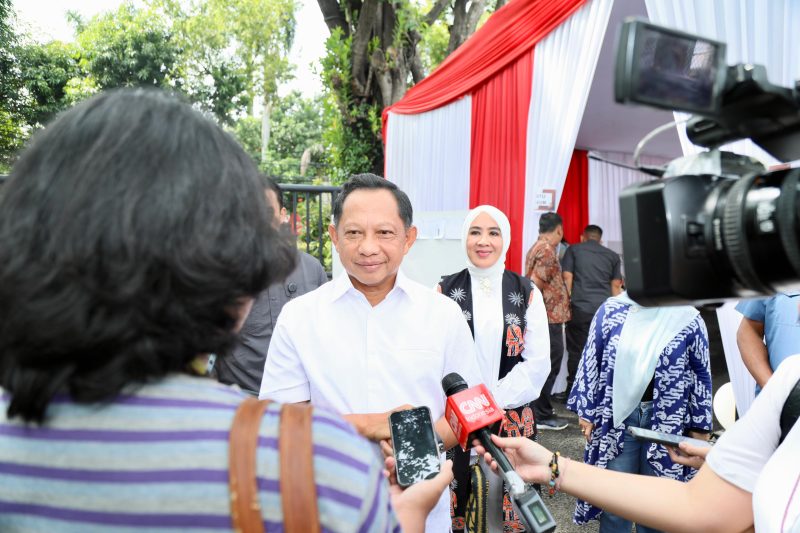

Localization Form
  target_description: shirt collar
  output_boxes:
[329,269,416,304]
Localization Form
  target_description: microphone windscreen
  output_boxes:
[442,373,468,396]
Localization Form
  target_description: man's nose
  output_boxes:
[358,233,379,255]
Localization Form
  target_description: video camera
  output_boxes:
[614,19,800,306]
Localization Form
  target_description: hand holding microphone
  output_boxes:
[442,373,556,533]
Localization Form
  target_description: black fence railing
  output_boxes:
[279,183,342,277]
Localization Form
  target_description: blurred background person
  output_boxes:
[525,211,572,431]
[214,175,328,396]
[736,292,800,393]
[439,205,550,532]
[562,224,623,397]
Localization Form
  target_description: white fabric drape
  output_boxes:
[384,96,472,212]
[522,0,614,272]
[716,302,756,416]
[644,0,800,166]
[587,151,670,258]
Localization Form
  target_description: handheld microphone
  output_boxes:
[442,373,556,533]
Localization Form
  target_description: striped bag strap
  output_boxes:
[228,398,321,533]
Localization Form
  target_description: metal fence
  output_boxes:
[279,183,342,277]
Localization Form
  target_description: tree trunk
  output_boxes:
[261,100,272,165]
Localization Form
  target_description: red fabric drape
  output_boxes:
[381,0,587,140]
[557,149,589,244]
[469,50,534,275]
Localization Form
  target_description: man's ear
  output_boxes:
[328,224,339,249]
[403,225,418,254]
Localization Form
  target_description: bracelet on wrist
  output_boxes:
[547,451,561,497]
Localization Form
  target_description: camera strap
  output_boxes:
[780,378,800,445]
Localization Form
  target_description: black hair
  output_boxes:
[584,224,603,239]
[539,212,563,234]
[261,175,284,210]
[0,88,296,423]
[332,173,413,228]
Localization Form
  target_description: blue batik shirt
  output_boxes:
[566,298,713,525]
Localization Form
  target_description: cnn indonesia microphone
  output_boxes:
[442,373,556,533]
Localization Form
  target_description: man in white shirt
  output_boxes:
[260,173,482,532]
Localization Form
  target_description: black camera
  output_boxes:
[614,19,800,306]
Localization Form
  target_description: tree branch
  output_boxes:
[351,0,378,97]
[425,0,451,26]
[316,0,349,36]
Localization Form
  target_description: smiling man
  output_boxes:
[259,174,481,532]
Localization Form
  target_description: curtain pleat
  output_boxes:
[469,50,534,274]
[557,150,589,245]
[384,98,472,212]
[521,0,614,272]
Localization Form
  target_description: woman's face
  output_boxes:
[466,212,504,269]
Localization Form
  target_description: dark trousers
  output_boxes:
[533,322,565,420]
[565,308,595,396]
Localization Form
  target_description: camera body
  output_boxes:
[614,19,800,305]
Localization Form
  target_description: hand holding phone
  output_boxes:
[389,406,441,488]
[627,427,712,448]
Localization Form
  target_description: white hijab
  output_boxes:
[461,205,511,281]
[611,291,700,427]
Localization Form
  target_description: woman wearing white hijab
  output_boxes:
[437,205,550,533]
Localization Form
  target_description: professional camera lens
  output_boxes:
[713,168,800,294]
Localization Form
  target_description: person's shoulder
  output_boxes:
[279,279,331,315]
[297,250,324,270]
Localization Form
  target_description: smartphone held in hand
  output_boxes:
[389,406,441,488]
[627,427,712,448]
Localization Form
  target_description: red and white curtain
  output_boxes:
[384,0,613,273]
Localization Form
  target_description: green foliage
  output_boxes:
[264,91,324,181]
[15,41,82,127]
[75,2,181,89]
[319,29,382,184]
[231,115,262,163]
[419,19,449,73]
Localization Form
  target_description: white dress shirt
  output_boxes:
[469,273,550,409]
[260,270,482,532]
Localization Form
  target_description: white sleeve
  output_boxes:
[258,307,311,402]
[494,285,551,409]
[705,354,800,493]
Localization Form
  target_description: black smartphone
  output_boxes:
[627,427,712,448]
[389,406,441,488]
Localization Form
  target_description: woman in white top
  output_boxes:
[476,354,800,532]
[438,205,550,532]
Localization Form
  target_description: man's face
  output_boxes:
[329,188,416,293]
[550,224,564,246]
[265,189,287,228]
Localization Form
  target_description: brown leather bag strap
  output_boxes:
[229,397,271,533]
[279,403,321,533]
